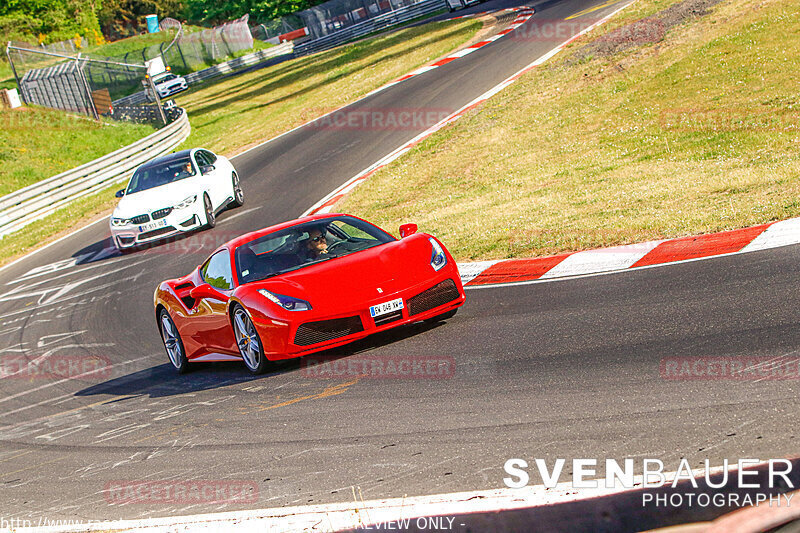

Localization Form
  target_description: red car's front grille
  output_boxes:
[294,316,364,346]
[407,279,460,316]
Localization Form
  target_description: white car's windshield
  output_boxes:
[127,158,195,194]
[154,74,178,83]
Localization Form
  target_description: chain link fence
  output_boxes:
[250,15,307,42]
[248,0,435,42]
[6,43,177,125]
[297,0,429,40]
[119,15,256,75]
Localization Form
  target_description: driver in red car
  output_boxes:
[303,227,329,261]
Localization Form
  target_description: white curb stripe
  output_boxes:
[456,260,501,284]
[740,218,800,253]
[539,240,663,279]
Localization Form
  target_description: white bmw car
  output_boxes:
[110,148,243,250]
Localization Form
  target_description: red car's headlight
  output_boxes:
[430,238,447,271]
[258,289,312,311]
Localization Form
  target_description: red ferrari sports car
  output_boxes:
[154,214,466,373]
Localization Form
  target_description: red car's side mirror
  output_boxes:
[399,223,418,238]
[189,283,227,302]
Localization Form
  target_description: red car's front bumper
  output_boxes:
[250,274,465,361]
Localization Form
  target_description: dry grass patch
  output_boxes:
[338,0,800,260]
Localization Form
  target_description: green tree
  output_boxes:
[182,0,324,25]
[0,0,101,44]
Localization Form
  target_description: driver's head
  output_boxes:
[184,162,193,174]
[306,227,328,256]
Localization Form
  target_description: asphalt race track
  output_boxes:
[1,0,799,524]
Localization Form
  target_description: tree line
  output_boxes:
[1,0,326,44]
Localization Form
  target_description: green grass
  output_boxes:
[0,107,155,196]
[338,0,800,260]
[0,61,15,91]
[178,17,481,155]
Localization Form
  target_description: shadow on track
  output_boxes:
[74,318,451,398]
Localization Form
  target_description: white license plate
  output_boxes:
[370,298,404,318]
[139,219,168,232]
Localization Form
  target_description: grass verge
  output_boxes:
[0,17,481,267]
[337,0,800,260]
[178,17,482,155]
[0,108,155,196]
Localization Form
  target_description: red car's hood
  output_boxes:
[255,234,438,312]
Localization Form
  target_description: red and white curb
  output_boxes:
[303,1,635,217]
[458,218,800,287]
[377,8,535,91]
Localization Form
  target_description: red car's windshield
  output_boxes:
[234,216,395,284]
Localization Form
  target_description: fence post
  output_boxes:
[76,56,99,120]
[5,43,27,104]
[176,42,188,71]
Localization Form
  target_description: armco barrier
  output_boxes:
[295,0,445,55]
[114,42,295,107]
[0,108,191,238]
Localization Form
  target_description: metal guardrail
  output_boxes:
[0,108,191,238]
[114,42,295,107]
[295,0,446,55]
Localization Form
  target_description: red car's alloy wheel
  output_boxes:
[232,305,267,374]
[159,309,189,373]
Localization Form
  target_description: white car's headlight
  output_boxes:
[173,195,197,210]
[111,217,129,227]
[430,237,447,271]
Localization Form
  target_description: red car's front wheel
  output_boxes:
[232,305,268,374]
